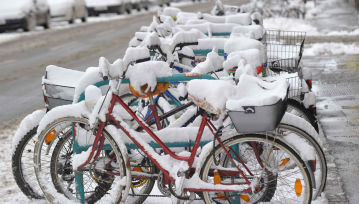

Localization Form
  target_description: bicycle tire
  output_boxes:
[12,126,43,199]
[50,131,112,203]
[34,117,129,203]
[200,134,313,204]
[287,98,319,133]
[277,123,327,199]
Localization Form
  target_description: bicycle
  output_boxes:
[33,59,313,203]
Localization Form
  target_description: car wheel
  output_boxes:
[117,5,124,15]
[126,4,131,14]
[43,12,51,29]
[81,10,88,22]
[68,8,75,24]
[136,3,141,12]
[24,13,36,32]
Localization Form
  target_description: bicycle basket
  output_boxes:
[228,90,288,133]
[42,66,82,110]
[264,30,306,73]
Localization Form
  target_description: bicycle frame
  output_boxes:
[76,92,257,194]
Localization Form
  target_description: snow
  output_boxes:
[188,79,235,114]
[123,47,150,67]
[84,85,102,110]
[304,43,359,56]
[43,65,84,87]
[264,17,320,35]
[36,102,90,137]
[197,38,227,50]
[11,109,45,155]
[224,36,265,55]
[188,74,288,113]
[161,7,181,18]
[225,13,251,25]
[73,67,102,103]
[125,61,172,93]
[191,48,224,74]
[223,48,266,72]
[226,74,289,111]
[231,24,265,40]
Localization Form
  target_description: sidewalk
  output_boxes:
[301,0,359,203]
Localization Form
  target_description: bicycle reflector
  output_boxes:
[280,158,290,167]
[294,178,303,197]
[214,170,225,200]
[45,129,56,144]
[240,195,250,202]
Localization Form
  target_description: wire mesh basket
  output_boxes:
[264,30,306,73]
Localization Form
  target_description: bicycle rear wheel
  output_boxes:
[277,123,327,199]
[200,134,312,204]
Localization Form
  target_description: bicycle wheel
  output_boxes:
[276,123,327,199]
[12,126,43,199]
[286,98,319,133]
[200,134,312,204]
[34,117,129,203]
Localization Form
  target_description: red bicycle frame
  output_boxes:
[76,92,255,190]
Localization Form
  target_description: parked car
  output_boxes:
[48,0,88,23]
[0,0,50,32]
[131,0,150,11]
[85,0,132,16]
[150,0,171,7]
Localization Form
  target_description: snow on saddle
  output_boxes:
[187,74,289,115]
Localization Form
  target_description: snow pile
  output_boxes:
[191,48,224,74]
[197,38,227,50]
[225,13,251,25]
[84,85,102,110]
[126,61,172,94]
[123,47,150,67]
[264,17,319,35]
[187,74,288,114]
[11,109,45,154]
[162,7,181,18]
[223,48,266,72]
[224,37,265,55]
[231,24,265,40]
[304,43,359,56]
[43,65,83,87]
[73,67,102,103]
[188,79,235,114]
[226,74,288,111]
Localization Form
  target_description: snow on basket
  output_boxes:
[227,75,289,133]
[42,65,84,110]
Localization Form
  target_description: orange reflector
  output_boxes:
[240,195,250,202]
[294,178,303,197]
[45,129,56,144]
[214,170,225,200]
[133,166,143,172]
[280,158,290,167]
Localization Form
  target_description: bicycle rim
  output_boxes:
[34,117,128,203]
[277,123,327,199]
[200,134,312,204]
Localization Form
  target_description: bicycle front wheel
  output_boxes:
[34,117,129,203]
[200,134,312,204]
